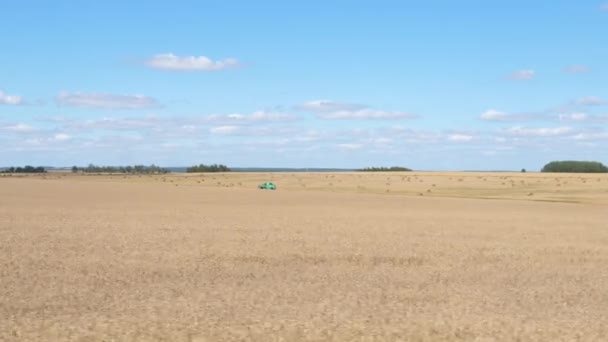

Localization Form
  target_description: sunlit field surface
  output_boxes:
[1,172,608,341]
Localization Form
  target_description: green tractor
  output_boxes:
[258,182,277,190]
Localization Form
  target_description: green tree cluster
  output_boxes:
[358,166,412,172]
[186,164,231,173]
[1,166,47,173]
[72,164,168,174]
[541,161,608,173]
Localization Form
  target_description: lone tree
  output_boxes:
[541,160,608,173]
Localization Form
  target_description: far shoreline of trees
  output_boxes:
[71,164,168,174]
[357,166,412,172]
[3,161,608,174]
[186,164,231,173]
[0,166,47,173]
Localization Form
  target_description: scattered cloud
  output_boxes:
[317,109,416,120]
[447,134,474,142]
[550,96,608,115]
[5,93,607,168]
[571,131,608,141]
[0,90,23,105]
[249,111,294,122]
[4,112,607,168]
[480,109,510,121]
[207,124,297,137]
[62,116,163,131]
[504,126,572,137]
[483,96,608,123]
[209,125,240,135]
[564,65,590,74]
[53,133,71,141]
[56,92,161,109]
[559,113,608,123]
[203,111,297,124]
[2,123,35,132]
[366,137,393,145]
[558,113,588,122]
[336,143,363,150]
[297,100,366,112]
[146,53,239,71]
[298,100,415,120]
[49,111,297,141]
[180,125,198,133]
[479,109,539,122]
[576,96,606,106]
[509,69,535,81]
[377,126,443,144]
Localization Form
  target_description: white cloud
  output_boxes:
[212,111,296,123]
[510,69,535,80]
[571,131,608,141]
[447,134,474,142]
[564,65,590,74]
[576,96,606,106]
[209,125,240,135]
[298,100,415,120]
[317,109,415,120]
[297,100,366,112]
[52,111,296,141]
[146,53,239,71]
[479,109,537,122]
[62,116,163,131]
[560,113,608,123]
[505,126,572,137]
[3,123,35,132]
[57,92,160,109]
[53,133,71,141]
[551,96,608,115]
[8,114,606,168]
[480,109,510,121]
[367,137,393,145]
[336,143,363,150]
[0,90,23,105]
[250,111,296,122]
[180,124,198,132]
[559,113,588,122]
[376,126,443,144]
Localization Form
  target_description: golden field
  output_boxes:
[1,172,608,341]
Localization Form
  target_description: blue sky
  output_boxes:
[1,1,607,170]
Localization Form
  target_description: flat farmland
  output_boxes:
[1,172,608,341]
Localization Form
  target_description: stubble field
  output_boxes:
[1,172,608,341]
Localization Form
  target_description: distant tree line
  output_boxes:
[541,161,608,173]
[1,166,47,173]
[358,166,412,172]
[186,164,231,173]
[72,164,168,174]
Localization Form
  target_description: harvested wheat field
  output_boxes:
[1,172,608,341]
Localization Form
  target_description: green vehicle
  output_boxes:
[258,182,277,190]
